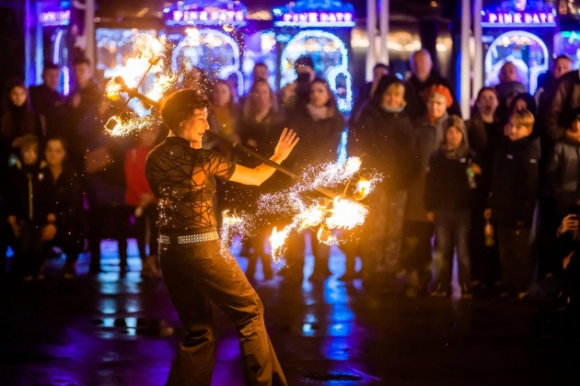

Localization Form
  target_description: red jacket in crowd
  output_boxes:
[125,145,155,206]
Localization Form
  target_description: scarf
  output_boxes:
[442,144,469,160]
[306,104,328,121]
[381,105,405,113]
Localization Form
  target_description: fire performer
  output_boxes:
[145,89,298,386]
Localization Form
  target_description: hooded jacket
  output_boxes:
[489,135,540,226]
[6,158,49,224]
[285,103,345,172]
[41,164,85,241]
[349,75,417,191]
[548,130,580,217]
[424,121,477,213]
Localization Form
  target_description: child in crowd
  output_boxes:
[125,127,161,278]
[6,135,54,280]
[425,116,480,298]
[487,110,540,299]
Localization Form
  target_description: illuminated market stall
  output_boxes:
[162,0,247,96]
[481,0,558,94]
[31,0,75,94]
[273,0,356,112]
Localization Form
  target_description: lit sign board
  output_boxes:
[39,10,71,26]
[165,10,246,26]
[274,12,355,27]
[481,11,556,27]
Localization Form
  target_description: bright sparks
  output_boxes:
[259,157,382,260]
[220,210,254,255]
[104,33,176,136]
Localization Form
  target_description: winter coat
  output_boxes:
[40,165,85,241]
[405,113,449,222]
[29,84,66,139]
[465,116,504,190]
[285,105,345,172]
[237,109,286,216]
[349,104,417,191]
[0,103,42,143]
[545,70,580,142]
[548,133,580,217]
[489,136,540,227]
[6,159,49,225]
[425,148,477,213]
[239,109,283,163]
[81,105,132,207]
[406,71,461,119]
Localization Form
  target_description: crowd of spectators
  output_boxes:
[2,51,580,321]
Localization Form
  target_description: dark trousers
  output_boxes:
[134,205,159,262]
[433,210,471,288]
[497,224,533,292]
[88,205,129,272]
[402,221,434,287]
[361,190,407,278]
[12,220,43,277]
[160,238,287,386]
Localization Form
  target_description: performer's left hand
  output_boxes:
[274,128,299,161]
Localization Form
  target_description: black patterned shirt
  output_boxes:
[145,136,236,234]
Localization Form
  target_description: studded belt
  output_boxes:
[159,231,220,245]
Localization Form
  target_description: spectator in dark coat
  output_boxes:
[495,62,527,100]
[406,49,461,119]
[425,116,480,298]
[465,87,503,287]
[68,57,102,165]
[495,62,528,123]
[29,63,66,139]
[545,69,580,142]
[1,79,42,148]
[548,109,580,219]
[535,56,573,116]
[41,137,85,278]
[348,75,417,285]
[6,135,51,280]
[238,80,285,281]
[280,55,316,114]
[350,63,389,125]
[486,110,540,299]
[283,78,345,282]
[81,101,132,275]
[402,84,452,293]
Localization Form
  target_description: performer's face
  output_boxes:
[181,107,209,149]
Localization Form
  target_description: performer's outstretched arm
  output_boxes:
[230,128,299,186]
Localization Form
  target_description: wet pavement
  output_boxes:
[1,237,578,386]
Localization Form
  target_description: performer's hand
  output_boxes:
[274,128,299,161]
